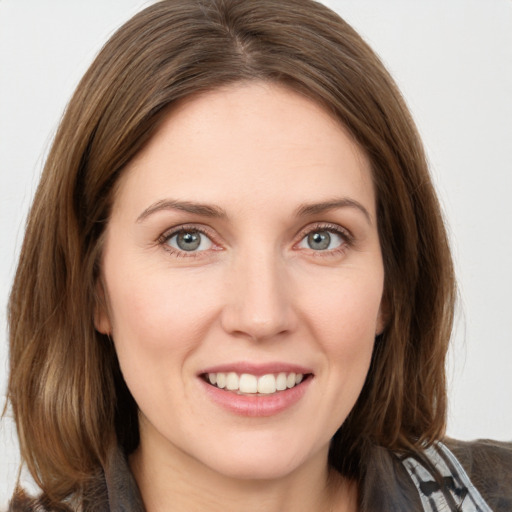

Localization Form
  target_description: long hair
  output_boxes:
[7,0,455,504]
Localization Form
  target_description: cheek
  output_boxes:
[104,268,224,424]
[299,270,382,397]
[104,263,223,377]
[301,270,384,345]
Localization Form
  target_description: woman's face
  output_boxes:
[96,82,385,480]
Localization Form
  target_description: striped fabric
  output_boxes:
[402,442,493,511]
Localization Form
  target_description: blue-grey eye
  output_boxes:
[299,230,344,251]
[167,230,212,252]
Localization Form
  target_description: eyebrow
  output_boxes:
[136,199,227,223]
[295,198,372,224]
[136,197,372,224]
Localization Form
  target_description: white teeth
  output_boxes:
[239,373,258,393]
[216,372,226,389]
[276,372,287,391]
[257,374,276,394]
[226,372,239,390]
[206,371,306,394]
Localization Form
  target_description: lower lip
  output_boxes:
[200,377,312,417]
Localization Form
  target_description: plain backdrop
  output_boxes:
[1,0,511,506]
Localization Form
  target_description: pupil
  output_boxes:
[308,231,330,250]
[177,231,200,251]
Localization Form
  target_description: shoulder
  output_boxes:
[445,438,512,511]
[396,438,512,511]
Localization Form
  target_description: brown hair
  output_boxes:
[7,0,455,505]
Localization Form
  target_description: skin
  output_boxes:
[96,82,385,512]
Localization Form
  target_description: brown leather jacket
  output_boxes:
[8,439,512,511]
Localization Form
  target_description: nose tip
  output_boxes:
[220,258,296,342]
[229,314,287,343]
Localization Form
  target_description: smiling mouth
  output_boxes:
[202,372,312,395]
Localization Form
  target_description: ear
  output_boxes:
[94,279,112,335]
[375,296,389,336]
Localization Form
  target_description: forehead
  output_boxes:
[113,82,376,220]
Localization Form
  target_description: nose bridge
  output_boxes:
[221,245,294,341]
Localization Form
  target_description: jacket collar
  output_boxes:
[102,444,423,512]
[104,446,145,512]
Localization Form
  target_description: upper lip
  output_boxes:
[198,362,314,376]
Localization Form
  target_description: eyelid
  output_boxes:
[296,222,353,241]
[293,222,354,252]
[158,224,221,256]
[157,221,354,257]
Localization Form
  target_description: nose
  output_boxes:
[220,249,297,342]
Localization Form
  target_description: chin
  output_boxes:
[192,436,325,482]
[206,454,306,481]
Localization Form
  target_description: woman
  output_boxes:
[5,0,511,511]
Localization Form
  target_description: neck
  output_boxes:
[130,437,358,512]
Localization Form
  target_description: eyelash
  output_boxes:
[158,224,218,258]
[294,222,354,257]
[158,222,354,258]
